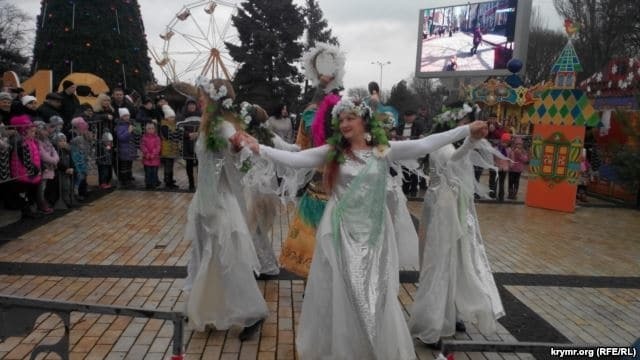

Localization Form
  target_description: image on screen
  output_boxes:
[418,0,518,74]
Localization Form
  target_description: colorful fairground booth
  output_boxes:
[521,39,600,213]
[580,57,640,205]
[466,60,547,136]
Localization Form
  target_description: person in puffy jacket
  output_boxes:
[507,136,528,200]
[97,132,114,189]
[10,115,41,217]
[116,108,137,186]
[491,132,511,202]
[178,98,201,191]
[159,105,180,189]
[52,133,74,208]
[34,120,59,214]
[140,122,161,189]
[70,117,92,200]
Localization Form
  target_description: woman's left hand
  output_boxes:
[243,134,260,154]
[469,121,488,139]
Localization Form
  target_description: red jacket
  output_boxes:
[140,133,161,167]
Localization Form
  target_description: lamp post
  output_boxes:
[371,60,391,91]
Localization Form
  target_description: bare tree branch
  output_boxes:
[553,0,638,79]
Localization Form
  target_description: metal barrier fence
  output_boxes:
[0,294,185,360]
[0,119,199,185]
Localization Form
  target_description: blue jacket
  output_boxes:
[116,120,136,161]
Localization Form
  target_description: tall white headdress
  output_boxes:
[302,43,346,93]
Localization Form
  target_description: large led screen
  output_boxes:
[416,0,531,78]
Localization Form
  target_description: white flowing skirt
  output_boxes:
[409,186,504,343]
[296,199,416,360]
[184,172,269,331]
[245,191,280,275]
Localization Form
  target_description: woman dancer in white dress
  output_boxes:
[183,77,268,340]
[242,98,488,359]
[240,102,300,275]
[409,110,505,348]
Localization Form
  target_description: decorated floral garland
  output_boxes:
[326,98,390,164]
[239,102,274,148]
[196,76,227,100]
[195,76,242,152]
[432,103,478,130]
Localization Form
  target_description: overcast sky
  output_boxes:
[11,0,562,92]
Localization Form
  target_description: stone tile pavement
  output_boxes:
[0,189,638,359]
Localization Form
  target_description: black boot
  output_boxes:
[455,320,466,332]
[239,319,264,341]
[22,206,42,219]
[423,338,442,350]
[187,173,195,192]
[165,174,178,189]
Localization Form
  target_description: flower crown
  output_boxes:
[326,97,389,163]
[239,101,254,125]
[433,103,478,128]
[331,98,371,119]
[195,75,228,101]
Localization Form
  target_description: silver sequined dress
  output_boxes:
[257,125,471,359]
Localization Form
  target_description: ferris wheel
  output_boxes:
[150,0,240,84]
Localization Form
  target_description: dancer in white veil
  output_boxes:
[183,78,268,340]
[240,98,488,359]
[239,102,300,275]
[409,105,505,348]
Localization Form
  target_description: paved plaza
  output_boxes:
[0,179,639,359]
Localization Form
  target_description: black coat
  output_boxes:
[56,146,74,172]
[395,118,428,140]
[9,103,39,119]
[112,99,137,120]
[0,109,11,126]
[136,106,156,125]
[178,110,201,159]
[37,102,62,123]
[59,91,80,123]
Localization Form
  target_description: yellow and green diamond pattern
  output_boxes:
[522,89,600,126]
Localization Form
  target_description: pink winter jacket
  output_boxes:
[38,139,60,180]
[11,138,42,184]
[507,147,529,173]
[141,133,161,167]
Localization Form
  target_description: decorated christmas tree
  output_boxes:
[31,0,154,94]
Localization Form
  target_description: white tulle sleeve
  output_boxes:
[389,125,470,161]
[259,144,328,169]
[450,137,477,162]
[272,133,301,152]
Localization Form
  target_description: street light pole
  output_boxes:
[371,60,391,91]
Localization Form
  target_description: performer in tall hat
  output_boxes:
[277,42,345,278]
[408,104,505,348]
[183,77,268,340]
[240,96,488,359]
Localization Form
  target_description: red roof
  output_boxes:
[580,57,640,98]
